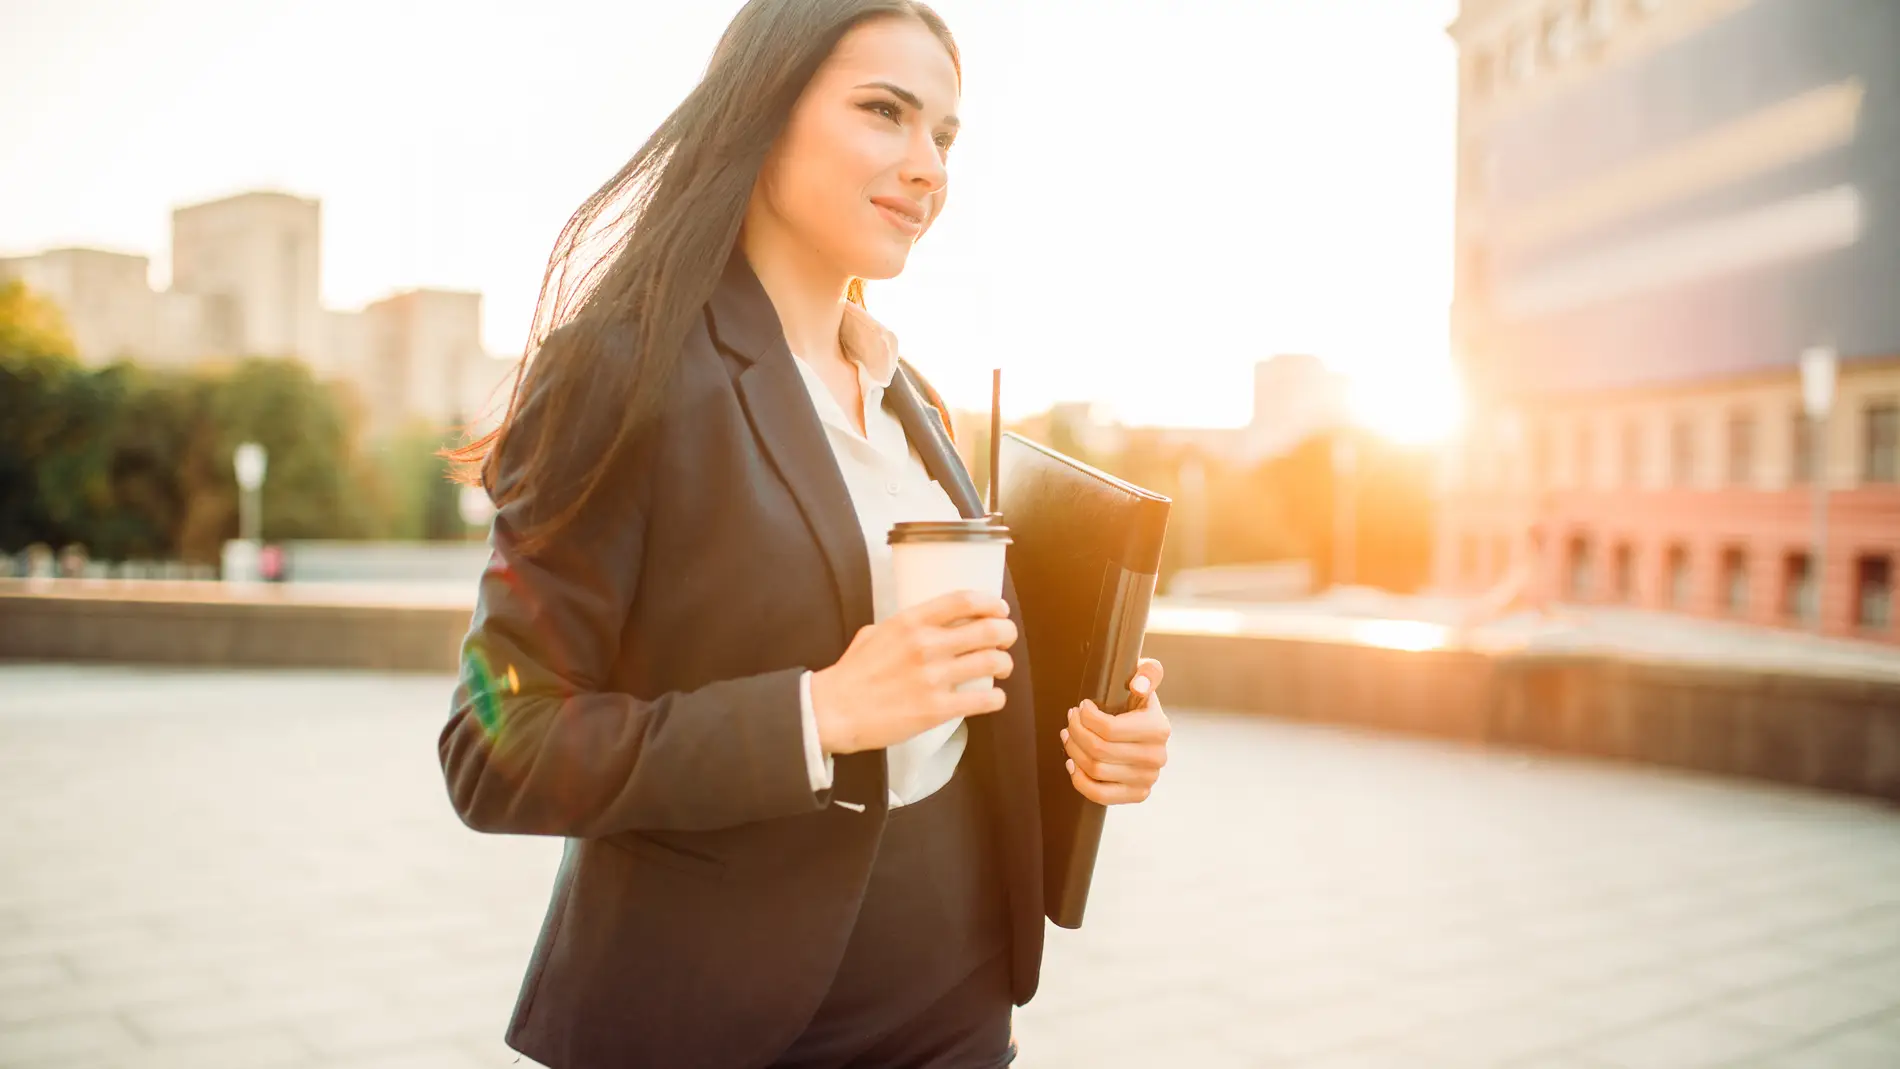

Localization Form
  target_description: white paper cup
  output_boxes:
[888,516,1013,695]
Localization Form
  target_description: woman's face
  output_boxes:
[750,16,960,282]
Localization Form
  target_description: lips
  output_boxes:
[872,196,926,231]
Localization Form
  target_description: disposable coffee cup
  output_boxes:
[888,515,1013,695]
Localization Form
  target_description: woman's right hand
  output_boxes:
[809,589,1017,757]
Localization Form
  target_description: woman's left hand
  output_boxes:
[1060,657,1169,805]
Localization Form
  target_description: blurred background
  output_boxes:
[4,1,1900,1067]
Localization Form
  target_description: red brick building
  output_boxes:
[1438,0,1900,642]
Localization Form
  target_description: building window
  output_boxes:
[1621,418,1644,488]
[1469,53,1496,99]
[1720,547,1749,616]
[1460,534,1480,583]
[1575,423,1595,489]
[1858,556,1893,631]
[1507,31,1538,83]
[1665,544,1692,610]
[1865,401,1898,483]
[1790,408,1816,484]
[1782,551,1815,624]
[1669,418,1696,487]
[1725,411,1755,486]
[1612,542,1634,602]
[1544,7,1582,62]
[1492,535,1512,581]
[1567,534,1594,599]
[1531,423,1552,489]
[1583,0,1615,38]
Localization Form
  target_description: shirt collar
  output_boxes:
[839,298,899,391]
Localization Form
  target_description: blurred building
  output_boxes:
[972,354,1348,476]
[0,247,159,364]
[0,190,510,439]
[361,288,513,438]
[170,191,327,371]
[1242,353,1350,463]
[1440,0,1900,642]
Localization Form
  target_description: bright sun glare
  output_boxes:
[1346,363,1467,446]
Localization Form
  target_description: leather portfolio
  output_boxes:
[994,432,1171,929]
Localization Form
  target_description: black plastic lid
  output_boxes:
[887,517,1013,545]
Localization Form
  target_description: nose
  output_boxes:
[897,127,947,196]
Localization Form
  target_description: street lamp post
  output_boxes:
[458,484,496,539]
[1496,408,1526,579]
[1333,431,1357,588]
[1799,346,1837,632]
[234,442,267,544]
[1177,457,1206,572]
[227,442,268,584]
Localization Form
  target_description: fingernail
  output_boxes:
[1133,677,1151,695]
[1059,728,1069,743]
[1065,758,1076,774]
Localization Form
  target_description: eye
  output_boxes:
[935,133,956,154]
[861,99,902,123]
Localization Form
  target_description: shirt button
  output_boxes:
[886,480,902,495]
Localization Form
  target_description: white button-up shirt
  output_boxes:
[792,300,970,809]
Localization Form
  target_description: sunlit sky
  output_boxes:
[0,0,1462,436]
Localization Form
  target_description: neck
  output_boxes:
[739,215,850,370]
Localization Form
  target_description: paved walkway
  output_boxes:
[2,665,1898,1068]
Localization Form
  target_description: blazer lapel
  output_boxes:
[887,362,1044,937]
[710,253,875,638]
[885,364,984,516]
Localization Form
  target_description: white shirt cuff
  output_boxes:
[799,670,836,793]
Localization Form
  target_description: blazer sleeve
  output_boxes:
[438,327,833,837]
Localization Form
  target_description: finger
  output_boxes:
[1065,758,1152,805]
[1062,709,1161,766]
[1065,734,1167,779]
[943,647,1013,688]
[937,614,1018,657]
[911,589,1010,628]
[1128,659,1164,704]
[950,684,1008,718]
[1061,730,1159,786]
[1077,698,1167,745]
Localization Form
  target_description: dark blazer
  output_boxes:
[438,249,1045,1068]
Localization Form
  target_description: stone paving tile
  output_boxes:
[1572,1011,1785,1069]
[7,665,1900,1069]
[0,958,69,997]
[1745,1023,1900,1069]
[319,1044,497,1069]
[1709,971,1900,1040]
[0,1015,142,1068]
[0,969,225,1029]
[105,1029,316,1069]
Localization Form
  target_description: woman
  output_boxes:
[439,2,1171,1065]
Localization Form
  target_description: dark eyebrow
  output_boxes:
[855,81,960,129]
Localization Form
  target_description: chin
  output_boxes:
[852,249,913,282]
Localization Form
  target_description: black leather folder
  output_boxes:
[994,432,1171,929]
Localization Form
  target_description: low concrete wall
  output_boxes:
[1485,655,1900,801]
[1139,632,1499,742]
[0,582,469,673]
[280,540,493,584]
[1143,630,1900,804]
[5,582,1898,803]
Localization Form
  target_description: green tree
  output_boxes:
[172,357,380,561]
[0,281,87,552]
[368,419,462,542]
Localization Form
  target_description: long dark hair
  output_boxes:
[445,0,959,553]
